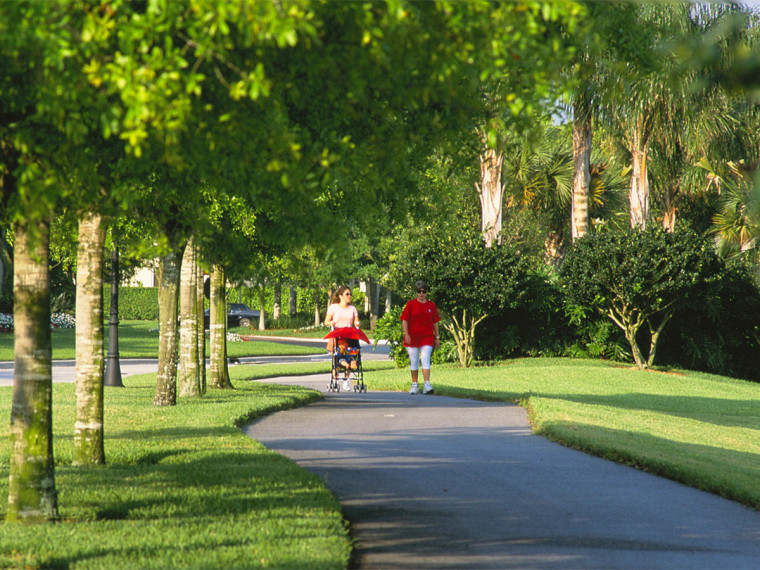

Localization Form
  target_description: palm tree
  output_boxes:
[701,159,760,259]
[502,120,627,265]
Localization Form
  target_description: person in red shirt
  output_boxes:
[400,280,440,395]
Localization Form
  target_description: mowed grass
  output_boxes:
[0,366,352,569]
[2,356,760,568]
[0,320,326,360]
[368,357,760,510]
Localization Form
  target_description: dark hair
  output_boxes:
[331,285,352,304]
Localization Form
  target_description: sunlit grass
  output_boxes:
[0,372,350,569]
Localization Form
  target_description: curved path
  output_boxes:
[244,374,760,569]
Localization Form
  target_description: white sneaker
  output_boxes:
[409,383,418,395]
[422,382,434,395]
[343,379,351,391]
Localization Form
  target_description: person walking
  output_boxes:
[400,280,440,395]
[325,285,361,390]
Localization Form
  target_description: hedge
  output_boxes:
[103,285,159,321]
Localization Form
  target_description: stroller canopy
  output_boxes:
[324,327,370,344]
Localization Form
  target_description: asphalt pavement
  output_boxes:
[245,374,760,569]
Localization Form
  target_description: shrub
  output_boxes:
[560,227,722,370]
[657,261,760,381]
[104,286,159,320]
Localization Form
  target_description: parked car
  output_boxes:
[203,303,260,329]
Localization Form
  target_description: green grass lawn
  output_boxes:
[2,357,760,568]
[0,320,326,360]
[0,366,352,569]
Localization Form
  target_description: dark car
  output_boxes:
[204,303,260,329]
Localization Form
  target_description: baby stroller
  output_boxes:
[325,327,368,393]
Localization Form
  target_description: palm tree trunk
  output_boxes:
[630,125,650,230]
[572,92,592,241]
[8,220,59,522]
[74,211,106,465]
[154,247,184,406]
[477,146,505,247]
[208,264,232,389]
[661,188,677,232]
[178,237,200,397]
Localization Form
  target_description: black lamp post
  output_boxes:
[104,243,124,387]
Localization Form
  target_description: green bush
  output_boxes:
[372,307,408,367]
[104,286,159,320]
[560,226,735,370]
[657,261,760,381]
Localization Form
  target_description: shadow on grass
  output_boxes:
[537,420,760,509]
[60,449,332,522]
[544,392,760,430]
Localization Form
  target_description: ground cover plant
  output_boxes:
[0,367,352,569]
[0,320,325,360]
[369,358,760,510]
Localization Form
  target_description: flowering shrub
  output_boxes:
[0,313,13,332]
[227,332,242,342]
[51,313,75,329]
[0,312,77,332]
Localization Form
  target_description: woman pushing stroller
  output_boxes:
[325,285,363,391]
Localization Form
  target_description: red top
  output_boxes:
[400,298,440,347]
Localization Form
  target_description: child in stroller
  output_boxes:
[328,335,366,392]
[337,338,359,371]
[324,285,367,393]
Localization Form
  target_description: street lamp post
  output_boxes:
[104,243,124,387]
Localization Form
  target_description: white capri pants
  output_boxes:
[406,345,433,371]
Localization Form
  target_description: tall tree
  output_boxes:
[475,2,582,247]
[178,237,201,397]
[207,264,232,389]
[8,220,58,522]
[73,212,107,465]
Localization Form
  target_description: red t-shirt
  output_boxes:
[400,298,440,347]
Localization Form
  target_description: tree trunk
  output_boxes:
[385,287,392,314]
[257,282,266,330]
[661,188,677,232]
[371,278,381,329]
[361,280,371,313]
[74,211,106,466]
[442,310,486,368]
[544,230,565,267]
[273,282,281,320]
[572,92,592,241]
[178,238,201,398]
[8,220,59,522]
[629,125,650,230]
[208,264,232,389]
[154,247,184,406]
[313,294,321,326]
[289,285,297,316]
[609,309,648,370]
[197,257,206,394]
[477,146,505,247]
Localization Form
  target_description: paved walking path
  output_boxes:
[245,374,760,569]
